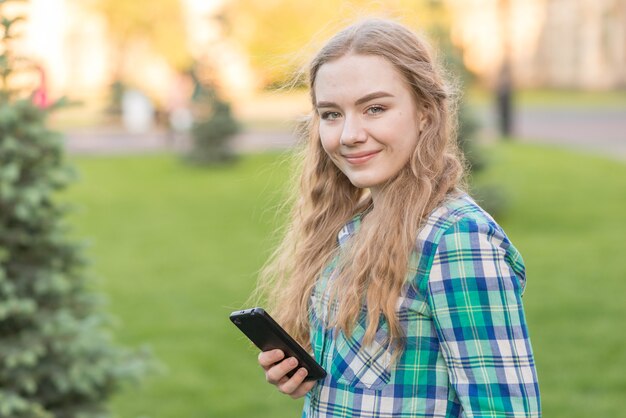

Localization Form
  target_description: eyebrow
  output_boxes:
[316,91,395,109]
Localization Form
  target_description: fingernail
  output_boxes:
[298,368,308,376]
[289,357,298,366]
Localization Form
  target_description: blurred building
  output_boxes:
[15,0,253,105]
[13,0,109,100]
[17,0,170,103]
[450,0,626,89]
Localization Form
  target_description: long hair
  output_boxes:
[257,18,466,355]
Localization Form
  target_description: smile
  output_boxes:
[343,150,381,165]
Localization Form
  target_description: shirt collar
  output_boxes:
[337,212,366,248]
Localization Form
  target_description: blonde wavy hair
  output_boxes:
[257,18,466,355]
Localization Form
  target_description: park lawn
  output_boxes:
[472,143,626,417]
[63,142,625,418]
[466,86,626,109]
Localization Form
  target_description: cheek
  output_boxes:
[318,126,339,154]
[399,136,419,165]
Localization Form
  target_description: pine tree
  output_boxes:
[0,3,149,417]
[186,67,240,165]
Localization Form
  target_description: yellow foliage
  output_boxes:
[90,0,191,72]
[224,0,452,88]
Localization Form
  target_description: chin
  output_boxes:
[347,176,380,190]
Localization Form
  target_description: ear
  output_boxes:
[418,113,428,133]
[417,101,430,133]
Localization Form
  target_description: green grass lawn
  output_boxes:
[466,87,626,109]
[64,142,625,418]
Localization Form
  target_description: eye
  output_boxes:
[366,105,385,115]
[321,111,342,121]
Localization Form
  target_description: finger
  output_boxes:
[258,349,285,368]
[290,379,317,399]
[278,367,309,395]
[266,357,299,384]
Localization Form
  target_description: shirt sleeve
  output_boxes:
[426,217,541,418]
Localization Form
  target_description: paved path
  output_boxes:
[63,129,296,155]
[476,106,626,160]
[64,106,626,161]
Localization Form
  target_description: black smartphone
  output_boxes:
[229,307,326,381]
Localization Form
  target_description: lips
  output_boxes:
[343,150,381,165]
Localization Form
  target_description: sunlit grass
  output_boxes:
[473,142,626,418]
[466,86,626,109]
[65,153,300,418]
[64,142,625,418]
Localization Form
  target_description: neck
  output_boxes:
[369,183,391,207]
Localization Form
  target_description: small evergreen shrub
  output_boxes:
[0,4,150,417]
[186,70,240,166]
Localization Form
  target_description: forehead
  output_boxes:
[314,54,409,102]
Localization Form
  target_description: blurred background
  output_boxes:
[1,0,624,417]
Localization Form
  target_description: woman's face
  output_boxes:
[314,54,421,198]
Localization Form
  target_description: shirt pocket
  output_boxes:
[330,320,392,390]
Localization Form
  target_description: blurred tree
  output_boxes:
[418,1,509,216]
[424,2,484,172]
[224,0,442,89]
[185,65,240,165]
[0,3,151,417]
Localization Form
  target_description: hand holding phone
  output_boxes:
[229,307,327,382]
[257,348,317,398]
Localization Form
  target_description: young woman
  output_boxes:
[256,18,541,417]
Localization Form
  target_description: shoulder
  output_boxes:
[413,192,526,292]
[417,192,499,245]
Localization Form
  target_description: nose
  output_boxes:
[339,114,367,146]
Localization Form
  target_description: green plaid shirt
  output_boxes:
[304,193,540,417]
